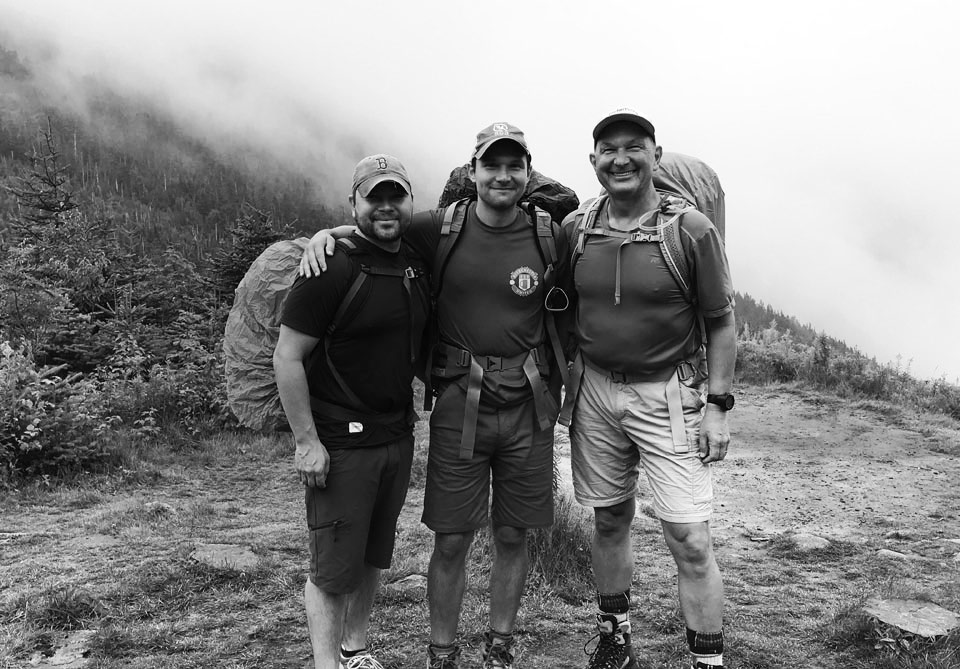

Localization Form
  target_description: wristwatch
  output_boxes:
[706,393,735,411]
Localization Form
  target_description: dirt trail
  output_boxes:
[1,385,958,669]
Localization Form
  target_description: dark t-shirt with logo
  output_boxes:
[405,203,551,406]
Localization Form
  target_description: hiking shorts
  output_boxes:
[422,383,554,533]
[569,364,713,523]
[305,434,413,594]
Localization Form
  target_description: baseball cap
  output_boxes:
[592,108,656,143]
[473,122,531,160]
[352,154,412,198]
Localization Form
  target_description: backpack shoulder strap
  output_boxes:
[570,195,606,270]
[431,198,470,298]
[658,210,693,302]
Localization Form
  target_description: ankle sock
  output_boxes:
[687,628,723,667]
[597,590,630,614]
[428,642,458,658]
[487,628,514,645]
[340,646,366,659]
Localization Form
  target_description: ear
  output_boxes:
[653,145,663,170]
[589,152,597,170]
[467,161,476,184]
[348,193,357,218]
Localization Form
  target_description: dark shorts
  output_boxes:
[306,435,413,594]
[422,384,554,533]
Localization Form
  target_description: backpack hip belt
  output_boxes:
[433,342,553,460]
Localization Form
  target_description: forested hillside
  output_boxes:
[1,40,956,486]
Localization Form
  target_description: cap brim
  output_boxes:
[473,137,530,160]
[593,114,655,141]
[356,174,412,198]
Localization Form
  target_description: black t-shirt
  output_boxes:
[280,233,429,447]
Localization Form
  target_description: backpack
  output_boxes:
[437,164,580,224]
[421,198,567,409]
[223,236,424,432]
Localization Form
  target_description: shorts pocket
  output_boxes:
[309,518,354,591]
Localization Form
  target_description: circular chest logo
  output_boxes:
[509,266,539,297]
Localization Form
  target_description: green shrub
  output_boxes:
[0,341,120,483]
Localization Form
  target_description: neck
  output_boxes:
[356,230,400,253]
[605,186,661,229]
[475,200,518,228]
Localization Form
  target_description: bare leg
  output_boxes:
[428,531,474,645]
[305,578,347,669]
[488,524,528,633]
[341,564,381,652]
[661,520,723,630]
[592,498,636,592]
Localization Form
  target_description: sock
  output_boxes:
[340,646,366,658]
[597,590,631,631]
[428,642,458,658]
[687,628,723,667]
[487,628,514,645]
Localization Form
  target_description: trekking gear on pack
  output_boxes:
[656,151,725,239]
[223,236,425,433]
[223,237,310,432]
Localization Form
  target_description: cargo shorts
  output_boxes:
[305,435,413,594]
[422,382,554,533]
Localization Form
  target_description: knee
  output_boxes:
[665,524,714,570]
[433,531,474,563]
[492,524,527,552]
[595,501,634,540]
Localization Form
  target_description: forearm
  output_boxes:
[325,225,356,239]
[705,312,736,393]
[273,354,319,443]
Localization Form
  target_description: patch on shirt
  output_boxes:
[348,422,364,433]
[509,266,539,297]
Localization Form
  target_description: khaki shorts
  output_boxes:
[305,435,413,594]
[569,364,713,523]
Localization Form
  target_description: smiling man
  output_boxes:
[559,110,736,669]
[300,123,567,669]
[273,154,430,669]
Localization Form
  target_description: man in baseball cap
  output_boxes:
[275,152,428,669]
[559,109,736,669]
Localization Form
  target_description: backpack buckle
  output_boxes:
[404,267,418,279]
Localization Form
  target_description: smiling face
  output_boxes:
[590,121,662,200]
[349,180,413,244]
[469,140,531,212]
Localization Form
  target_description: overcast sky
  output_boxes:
[2,0,958,381]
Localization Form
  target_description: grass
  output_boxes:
[1,382,959,668]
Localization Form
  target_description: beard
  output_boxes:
[357,217,404,243]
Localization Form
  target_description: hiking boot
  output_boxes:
[481,631,516,669]
[426,644,461,669]
[691,664,723,669]
[339,651,384,669]
[584,614,637,669]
